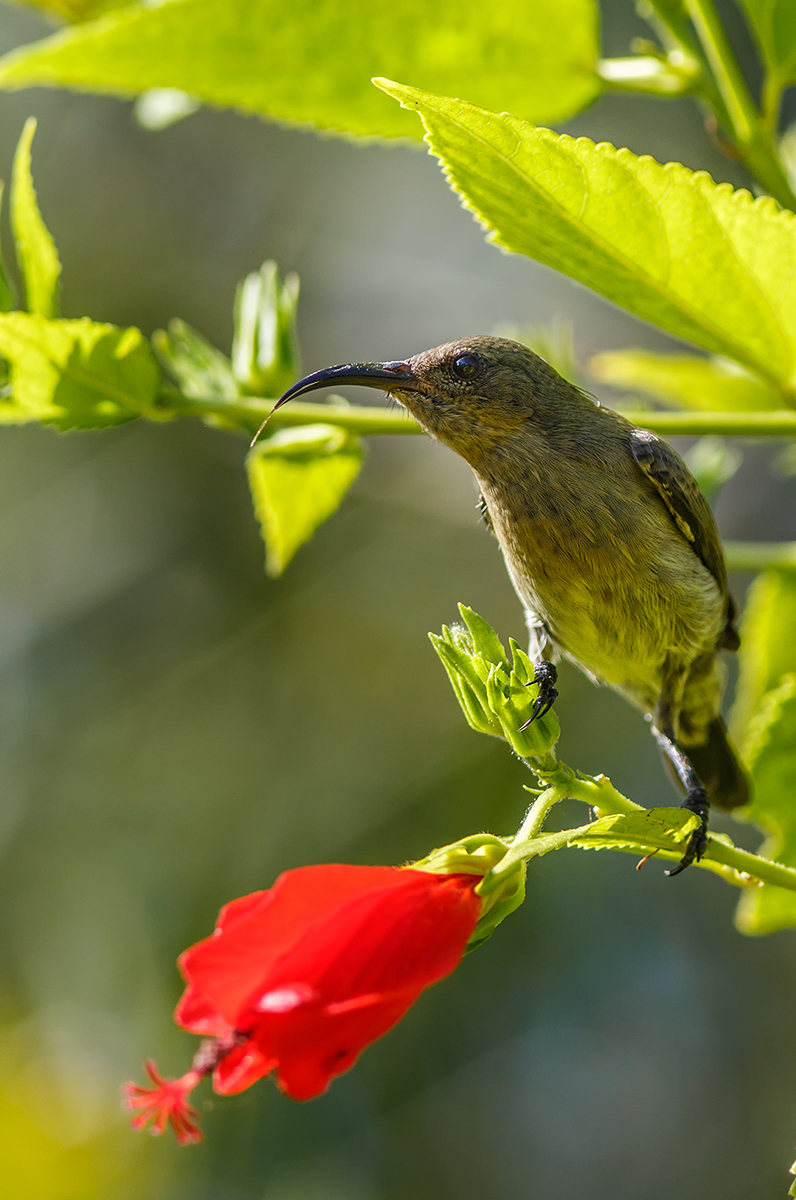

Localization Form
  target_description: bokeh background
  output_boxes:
[1,1,796,1197]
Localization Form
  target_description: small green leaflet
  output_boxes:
[376,80,796,396]
[0,0,601,139]
[11,118,61,318]
[735,676,796,935]
[0,313,161,429]
[729,572,796,934]
[731,570,796,745]
[246,424,363,577]
[153,318,239,401]
[589,350,782,412]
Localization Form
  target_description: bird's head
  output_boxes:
[265,336,584,467]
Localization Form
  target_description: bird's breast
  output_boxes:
[479,470,725,704]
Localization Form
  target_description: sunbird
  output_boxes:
[267,336,749,874]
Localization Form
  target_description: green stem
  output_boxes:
[684,0,796,210]
[163,390,796,440]
[513,784,570,840]
[685,0,757,142]
[487,763,796,894]
[161,390,425,436]
[621,411,796,436]
[723,541,796,572]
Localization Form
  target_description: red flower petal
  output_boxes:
[179,866,415,1025]
[180,867,480,1031]
[175,985,236,1038]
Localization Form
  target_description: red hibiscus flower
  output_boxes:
[124,863,483,1142]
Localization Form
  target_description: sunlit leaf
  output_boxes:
[11,118,60,318]
[734,675,796,935]
[246,424,363,577]
[0,0,601,139]
[0,312,161,429]
[376,81,796,395]
[589,349,782,411]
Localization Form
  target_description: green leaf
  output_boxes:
[567,807,698,854]
[738,0,796,90]
[589,349,782,411]
[376,81,796,395]
[734,675,796,935]
[0,312,161,429]
[512,808,699,862]
[730,570,796,748]
[153,318,238,401]
[11,118,61,318]
[0,183,17,314]
[0,0,602,139]
[246,424,363,577]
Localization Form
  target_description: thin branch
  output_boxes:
[163,390,796,440]
[684,0,796,210]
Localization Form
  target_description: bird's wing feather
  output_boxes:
[629,429,739,649]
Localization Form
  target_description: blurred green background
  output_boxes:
[1,1,796,1197]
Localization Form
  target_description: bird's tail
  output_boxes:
[686,717,750,810]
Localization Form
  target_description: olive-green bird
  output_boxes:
[268,336,750,873]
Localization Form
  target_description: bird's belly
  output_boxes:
[503,536,725,712]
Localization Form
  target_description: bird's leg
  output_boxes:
[652,727,709,875]
[520,661,559,727]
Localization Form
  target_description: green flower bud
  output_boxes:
[232,260,300,398]
[431,608,559,757]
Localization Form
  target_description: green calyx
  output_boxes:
[429,605,560,758]
[411,832,526,952]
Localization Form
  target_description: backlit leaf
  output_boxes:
[734,675,796,935]
[0,0,601,139]
[153,318,238,401]
[0,312,161,429]
[246,424,363,576]
[730,569,796,747]
[376,81,796,395]
[589,350,782,411]
[11,118,60,317]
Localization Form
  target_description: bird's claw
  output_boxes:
[665,787,709,876]
[519,661,558,729]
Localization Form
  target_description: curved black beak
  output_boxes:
[250,360,420,446]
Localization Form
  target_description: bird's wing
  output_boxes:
[629,428,739,650]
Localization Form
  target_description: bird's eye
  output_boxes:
[452,354,480,380]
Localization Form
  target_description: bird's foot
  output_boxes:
[665,787,709,877]
[519,661,558,728]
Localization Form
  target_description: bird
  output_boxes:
[266,335,750,873]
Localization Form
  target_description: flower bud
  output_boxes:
[431,607,559,757]
[232,260,300,397]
